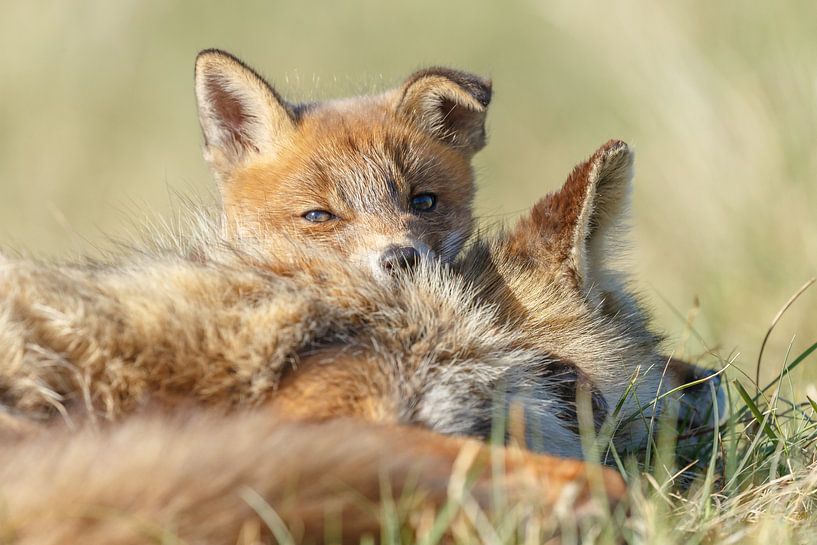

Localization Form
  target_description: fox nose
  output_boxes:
[379,246,421,274]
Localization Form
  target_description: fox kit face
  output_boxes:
[194,50,491,277]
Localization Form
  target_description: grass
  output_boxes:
[1,1,815,542]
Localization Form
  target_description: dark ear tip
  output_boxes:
[196,48,230,66]
[458,72,492,107]
[194,49,249,78]
[197,48,229,59]
[601,139,629,156]
[456,71,492,109]
[596,139,634,168]
[407,66,492,109]
[472,77,492,108]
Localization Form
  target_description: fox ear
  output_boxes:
[195,49,296,183]
[395,68,492,157]
[513,140,634,294]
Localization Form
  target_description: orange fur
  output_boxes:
[0,413,625,545]
[269,348,396,422]
[0,51,726,543]
[195,50,490,276]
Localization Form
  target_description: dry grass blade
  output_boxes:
[755,277,816,387]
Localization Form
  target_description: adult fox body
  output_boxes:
[0,51,724,543]
[0,143,720,544]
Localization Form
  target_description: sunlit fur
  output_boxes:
[195,50,491,277]
[0,139,724,446]
[0,140,722,543]
[0,412,626,544]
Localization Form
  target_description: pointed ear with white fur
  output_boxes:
[513,140,634,295]
[395,67,492,157]
[195,49,296,183]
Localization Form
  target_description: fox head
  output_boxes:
[194,49,491,277]
[457,140,727,452]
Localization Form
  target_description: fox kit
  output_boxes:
[195,50,491,277]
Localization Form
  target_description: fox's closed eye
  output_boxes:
[410,193,437,212]
[302,210,336,223]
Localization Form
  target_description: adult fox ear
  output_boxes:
[195,49,296,183]
[512,140,634,295]
[395,67,492,157]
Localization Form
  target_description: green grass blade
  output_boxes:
[734,381,777,443]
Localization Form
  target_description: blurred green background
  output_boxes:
[1,0,815,387]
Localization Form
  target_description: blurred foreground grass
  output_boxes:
[1,0,815,386]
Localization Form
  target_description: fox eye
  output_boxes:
[302,210,335,223]
[410,193,437,212]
